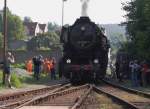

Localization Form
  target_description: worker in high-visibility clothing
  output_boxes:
[26,59,33,74]
[46,59,51,76]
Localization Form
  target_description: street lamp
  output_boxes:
[62,0,67,27]
[2,0,7,84]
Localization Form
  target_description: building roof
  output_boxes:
[24,22,38,36]
[39,24,46,32]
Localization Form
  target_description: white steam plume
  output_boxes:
[81,0,90,16]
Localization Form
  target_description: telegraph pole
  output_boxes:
[2,0,7,84]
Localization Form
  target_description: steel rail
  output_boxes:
[15,84,89,109]
[70,85,93,109]
[102,79,150,98]
[98,80,150,109]
[0,84,61,101]
[93,86,139,109]
[0,83,71,109]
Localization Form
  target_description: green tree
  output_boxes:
[27,36,51,50]
[0,33,3,48]
[122,0,150,59]
[27,33,60,51]
[7,9,25,41]
[0,8,25,47]
[0,13,2,33]
[47,32,59,44]
[48,22,60,32]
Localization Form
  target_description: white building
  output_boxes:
[23,22,48,39]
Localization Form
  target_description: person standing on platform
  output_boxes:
[38,55,43,75]
[115,61,122,82]
[141,61,150,87]
[33,56,42,80]
[129,60,140,87]
[26,59,33,74]
[51,57,56,80]
[4,52,15,88]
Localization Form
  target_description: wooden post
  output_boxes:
[2,0,7,85]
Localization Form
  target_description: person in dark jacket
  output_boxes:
[51,57,56,80]
[115,61,122,82]
[32,56,43,80]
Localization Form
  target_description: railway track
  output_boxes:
[95,79,150,109]
[0,83,71,109]
[103,79,150,97]
[15,84,90,109]
[13,83,146,109]
[0,80,150,109]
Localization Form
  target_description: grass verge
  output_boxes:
[0,70,24,88]
[0,69,60,90]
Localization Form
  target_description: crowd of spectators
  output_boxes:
[25,55,56,80]
[0,52,57,88]
[115,59,150,87]
[129,60,150,87]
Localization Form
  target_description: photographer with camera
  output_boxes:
[3,52,15,88]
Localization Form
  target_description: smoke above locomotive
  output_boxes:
[81,0,90,17]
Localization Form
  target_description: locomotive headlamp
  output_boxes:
[66,59,71,63]
[81,26,85,31]
[94,59,99,64]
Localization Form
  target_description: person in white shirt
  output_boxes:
[129,60,140,87]
[4,52,15,88]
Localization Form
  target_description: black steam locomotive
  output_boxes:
[59,17,109,83]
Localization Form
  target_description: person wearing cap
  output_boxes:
[4,52,15,88]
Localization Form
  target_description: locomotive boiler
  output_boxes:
[59,17,109,83]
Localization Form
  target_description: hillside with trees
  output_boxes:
[101,24,127,53]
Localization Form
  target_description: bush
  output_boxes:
[0,71,4,89]
[12,63,26,69]
[0,70,2,80]
[0,71,23,88]
[11,73,22,88]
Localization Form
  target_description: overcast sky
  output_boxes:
[0,0,130,25]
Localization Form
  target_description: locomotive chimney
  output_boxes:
[80,0,90,17]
